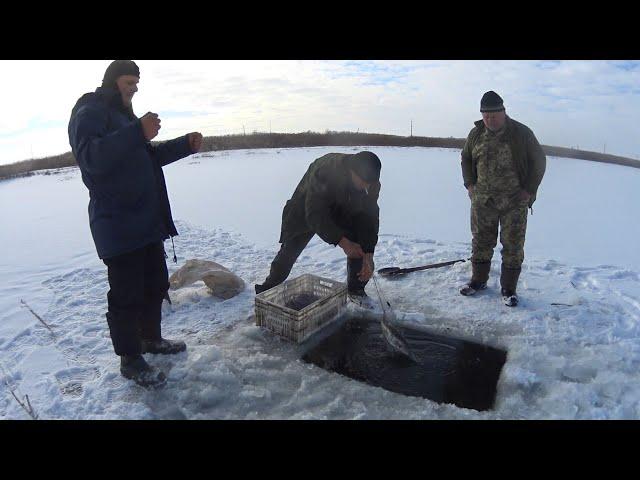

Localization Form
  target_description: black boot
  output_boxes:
[347,257,377,308]
[460,261,491,296]
[141,338,187,355]
[500,265,521,307]
[120,354,167,387]
[501,289,518,307]
[347,257,368,295]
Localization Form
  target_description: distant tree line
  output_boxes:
[0,151,77,180]
[2,131,639,181]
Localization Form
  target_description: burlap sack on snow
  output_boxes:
[169,259,245,299]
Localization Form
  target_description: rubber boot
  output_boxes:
[347,257,379,309]
[460,261,491,296]
[347,257,368,298]
[500,265,521,307]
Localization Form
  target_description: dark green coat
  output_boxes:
[279,153,381,253]
[461,116,546,206]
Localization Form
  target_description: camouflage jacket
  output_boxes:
[461,116,547,206]
[279,153,381,253]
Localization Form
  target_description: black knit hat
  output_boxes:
[102,60,140,89]
[480,91,505,112]
[348,151,381,183]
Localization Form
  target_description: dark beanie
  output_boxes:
[480,91,504,112]
[102,60,140,89]
[348,151,381,183]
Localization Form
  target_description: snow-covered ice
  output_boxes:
[1,146,640,419]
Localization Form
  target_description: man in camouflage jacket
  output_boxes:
[460,91,546,306]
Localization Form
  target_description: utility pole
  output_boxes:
[243,125,246,136]
[410,120,413,137]
[603,143,606,154]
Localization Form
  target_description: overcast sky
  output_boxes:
[1,60,639,165]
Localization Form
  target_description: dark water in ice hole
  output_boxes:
[284,293,321,311]
[302,316,508,411]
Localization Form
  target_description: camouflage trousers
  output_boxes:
[471,193,528,269]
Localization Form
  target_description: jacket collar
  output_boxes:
[96,86,122,106]
[474,115,513,136]
[95,86,136,119]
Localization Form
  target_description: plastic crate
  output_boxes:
[255,274,347,343]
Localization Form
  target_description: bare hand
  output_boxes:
[358,254,374,282]
[188,132,203,153]
[467,185,474,199]
[338,237,364,259]
[141,112,161,141]
[518,189,531,202]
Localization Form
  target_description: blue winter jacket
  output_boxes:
[68,87,193,259]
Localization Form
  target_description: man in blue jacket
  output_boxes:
[68,60,203,387]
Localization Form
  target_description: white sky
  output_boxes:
[1,60,639,165]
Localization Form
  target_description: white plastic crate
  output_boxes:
[255,274,347,343]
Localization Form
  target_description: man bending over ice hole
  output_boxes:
[255,151,382,307]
